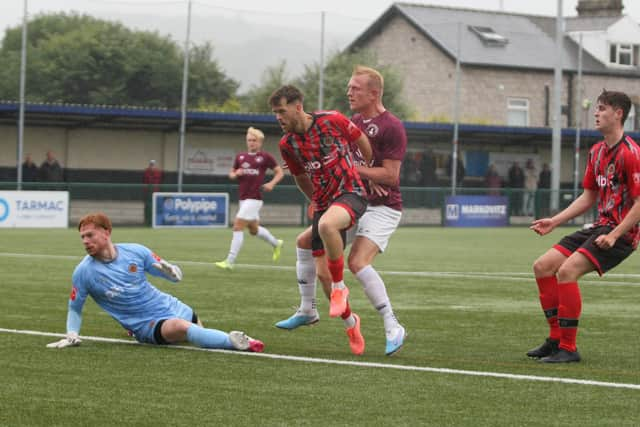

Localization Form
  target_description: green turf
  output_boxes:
[0,227,638,426]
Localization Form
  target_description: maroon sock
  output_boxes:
[557,281,582,352]
[535,276,560,341]
[327,256,344,284]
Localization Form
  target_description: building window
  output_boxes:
[609,43,636,66]
[468,26,508,46]
[507,98,529,126]
[624,104,636,132]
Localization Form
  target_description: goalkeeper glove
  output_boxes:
[46,332,81,348]
[152,259,183,282]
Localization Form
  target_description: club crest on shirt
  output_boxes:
[366,123,379,138]
[128,263,138,273]
[633,172,640,184]
[607,163,615,176]
[257,156,263,163]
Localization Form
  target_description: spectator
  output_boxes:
[538,163,551,217]
[523,159,538,216]
[39,151,64,183]
[21,153,39,182]
[508,161,525,215]
[485,164,502,196]
[143,160,163,226]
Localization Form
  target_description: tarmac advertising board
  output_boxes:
[0,191,69,228]
[153,192,229,228]
[444,195,509,227]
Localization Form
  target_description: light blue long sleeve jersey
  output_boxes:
[67,243,192,342]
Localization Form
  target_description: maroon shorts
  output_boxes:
[311,193,367,257]
[554,225,634,275]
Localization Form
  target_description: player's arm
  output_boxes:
[293,174,314,202]
[353,133,372,166]
[530,189,597,235]
[357,158,401,186]
[229,166,243,180]
[595,195,640,249]
[47,272,87,348]
[263,165,284,192]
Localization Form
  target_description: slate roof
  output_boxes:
[349,2,640,77]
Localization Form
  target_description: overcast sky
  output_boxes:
[2,1,639,90]
[2,0,640,29]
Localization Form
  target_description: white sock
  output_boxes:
[257,226,278,246]
[227,231,244,264]
[296,248,317,313]
[332,281,346,290]
[343,314,356,329]
[356,265,398,332]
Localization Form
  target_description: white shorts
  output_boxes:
[355,205,402,252]
[236,199,263,221]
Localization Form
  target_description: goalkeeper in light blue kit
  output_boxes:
[47,212,264,352]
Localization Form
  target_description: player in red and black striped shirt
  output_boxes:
[529,90,640,363]
[270,85,372,355]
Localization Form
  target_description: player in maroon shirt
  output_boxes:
[270,85,372,355]
[529,90,640,363]
[215,127,284,270]
[347,66,408,356]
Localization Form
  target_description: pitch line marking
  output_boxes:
[0,251,638,286]
[2,327,639,391]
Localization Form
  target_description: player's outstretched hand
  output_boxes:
[530,218,555,236]
[46,332,81,348]
[152,259,183,282]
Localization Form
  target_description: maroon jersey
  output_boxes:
[233,151,277,200]
[279,111,366,211]
[351,110,407,211]
[583,135,640,248]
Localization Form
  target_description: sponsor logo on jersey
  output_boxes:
[596,175,608,187]
[304,160,322,171]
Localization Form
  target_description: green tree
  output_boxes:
[294,49,414,120]
[239,60,289,113]
[0,12,238,108]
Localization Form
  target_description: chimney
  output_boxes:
[576,0,624,17]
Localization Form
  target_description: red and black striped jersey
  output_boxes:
[583,134,640,248]
[279,111,366,211]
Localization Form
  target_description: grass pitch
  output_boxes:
[0,226,638,426]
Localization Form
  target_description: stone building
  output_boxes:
[348,0,639,130]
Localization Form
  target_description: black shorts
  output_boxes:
[311,193,367,257]
[555,225,634,275]
[153,311,200,345]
